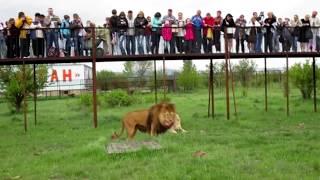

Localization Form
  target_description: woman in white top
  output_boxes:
[31,13,45,57]
[176,12,185,53]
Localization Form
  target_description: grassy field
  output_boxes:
[0,87,319,179]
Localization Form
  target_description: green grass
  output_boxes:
[0,87,319,179]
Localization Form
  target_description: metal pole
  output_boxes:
[286,55,289,116]
[154,60,158,103]
[33,64,37,126]
[211,59,214,118]
[162,57,167,100]
[313,57,317,112]
[23,61,27,132]
[208,59,214,118]
[228,58,238,116]
[224,28,230,120]
[264,57,268,112]
[92,26,98,128]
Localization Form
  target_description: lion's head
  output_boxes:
[158,103,176,128]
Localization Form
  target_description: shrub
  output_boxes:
[104,89,134,107]
[79,93,100,107]
[289,61,319,99]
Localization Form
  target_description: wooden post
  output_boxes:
[92,26,98,128]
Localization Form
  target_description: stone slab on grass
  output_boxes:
[106,140,162,154]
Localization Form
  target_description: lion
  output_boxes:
[168,114,187,134]
[112,102,177,139]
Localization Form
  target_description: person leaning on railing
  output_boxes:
[151,12,162,55]
[253,11,264,53]
[202,12,215,54]
[191,10,203,53]
[290,15,302,52]
[214,10,223,52]
[70,13,85,56]
[134,11,148,55]
[5,18,19,58]
[310,11,320,52]
[117,12,129,55]
[60,15,72,57]
[278,18,293,52]
[247,17,260,53]
[126,10,136,55]
[44,8,61,54]
[15,12,32,58]
[299,15,312,52]
[30,13,45,58]
[221,13,236,52]
[235,14,247,53]
[162,9,177,54]
[263,12,276,53]
[176,12,185,54]
[145,16,152,55]
[184,18,195,54]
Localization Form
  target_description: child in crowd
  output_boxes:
[184,18,194,54]
[162,19,172,54]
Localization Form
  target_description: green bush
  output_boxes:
[104,89,134,107]
[289,61,319,99]
[79,93,100,107]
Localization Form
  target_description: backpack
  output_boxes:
[47,47,59,57]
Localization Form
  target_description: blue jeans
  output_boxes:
[126,35,136,55]
[193,28,202,53]
[145,35,151,54]
[136,35,145,55]
[255,32,263,53]
[74,36,84,56]
[63,34,71,56]
[292,36,298,52]
[0,35,6,58]
[119,35,127,55]
[46,31,59,51]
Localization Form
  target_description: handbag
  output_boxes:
[207,28,213,39]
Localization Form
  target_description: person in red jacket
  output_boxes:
[202,13,215,53]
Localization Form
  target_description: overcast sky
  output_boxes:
[1,0,319,72]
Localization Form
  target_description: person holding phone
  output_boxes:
[44,8,61,55]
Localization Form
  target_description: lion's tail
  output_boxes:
[111,121,125,140]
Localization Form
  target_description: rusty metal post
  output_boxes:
[33,64,37,126]
[208,59,214,118]
[264,57,268,112]
[286,55,289,116]
[228,58,238,117]
[92,26,98,128]
[162,57,167,100]
[224,28,230,120]
[313,57,317,112]
[154,60,158,103]
[23,61,27,132]
[211,59,215,118]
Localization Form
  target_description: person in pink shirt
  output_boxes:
[162,20,172,54]
[184,18,194,54]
